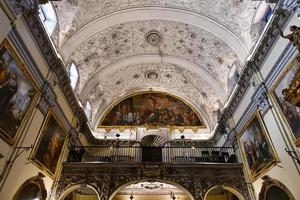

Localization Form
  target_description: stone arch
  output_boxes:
[58,184,101,200]
[12,173,47,200]
[108,179,195,200]
[203,185,245,200]
[258,175,295,200]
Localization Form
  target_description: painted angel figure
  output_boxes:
[281,25,300,51]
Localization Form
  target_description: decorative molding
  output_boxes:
[55,163,251,200]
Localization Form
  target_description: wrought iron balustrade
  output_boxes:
[67,146,237,164]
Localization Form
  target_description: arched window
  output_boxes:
[38,2,57,35]
[84,101,92,120]
[69,63,79,90]
[250,3,273,43]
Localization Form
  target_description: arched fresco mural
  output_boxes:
[98,92,205,128]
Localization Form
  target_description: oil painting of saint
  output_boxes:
[273,60,300,146]
[32,113,66,177]
[238,113,277,181]
[0,40,36,144]
[99,92,204,128]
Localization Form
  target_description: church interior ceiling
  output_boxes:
[52,0,262,136]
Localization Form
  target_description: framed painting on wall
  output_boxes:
[0,39,38,145]
[30,110,67,178]
[271,58,300,147]
[237,112,278,181]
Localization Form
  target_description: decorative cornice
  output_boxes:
[278,0,300,15]
[4,0,39,17]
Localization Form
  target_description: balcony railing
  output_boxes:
[67,146,237,164]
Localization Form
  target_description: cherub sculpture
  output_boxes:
[281,25,300,51]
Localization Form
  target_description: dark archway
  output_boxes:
[204,185,244,200]
[258,176,295,200]
[59,184,100,200]
[12,173,47,200]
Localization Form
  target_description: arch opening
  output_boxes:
[12,173,47,200]
[204,185,244,200]
[110,180,194,200]
[59,184,100,200]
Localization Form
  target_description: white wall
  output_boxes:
[229,14,300,200]
[0,6,77,200]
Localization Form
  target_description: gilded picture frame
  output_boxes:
[0,39,39,145]
[237,111,278,182]
[30,110,68,179]
[270,57,300,147]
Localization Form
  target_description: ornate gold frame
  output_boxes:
[237,111,279,182]
[0,39,39,145]
[12,173,47,200]
[258,175,295,200]
[97,91,206,131]
[29,109,68,179]
[270,56,300,147]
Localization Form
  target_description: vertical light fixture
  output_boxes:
[129,191,134,200]
[170,191,176,200]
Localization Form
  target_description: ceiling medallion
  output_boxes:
[146,30,162,47]
[145,70,158,79]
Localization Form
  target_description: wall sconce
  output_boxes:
[129,191,134,200]
[285,148,300,165]
[170,191,176,200]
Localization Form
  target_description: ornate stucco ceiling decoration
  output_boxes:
[55,0,257,50]
[146,30,163,47]
[117,181,186,195]
[69,20,241,96]
[81,62,219,131]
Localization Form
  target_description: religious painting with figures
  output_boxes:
[0,40,37,145]
[238,112,278,181]
[31,112,66,178]
[99,92,204,128]
[272,58,300,146]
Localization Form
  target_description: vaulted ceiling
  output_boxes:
[53,0,264,135]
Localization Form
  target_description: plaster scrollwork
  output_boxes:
[69,20,239,94]
[55,0,257,47]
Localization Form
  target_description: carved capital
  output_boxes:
[37,81,56,114]
[278,0,300,16]
[252,83,271,114]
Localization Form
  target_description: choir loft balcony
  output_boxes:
[67,146,238,164]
